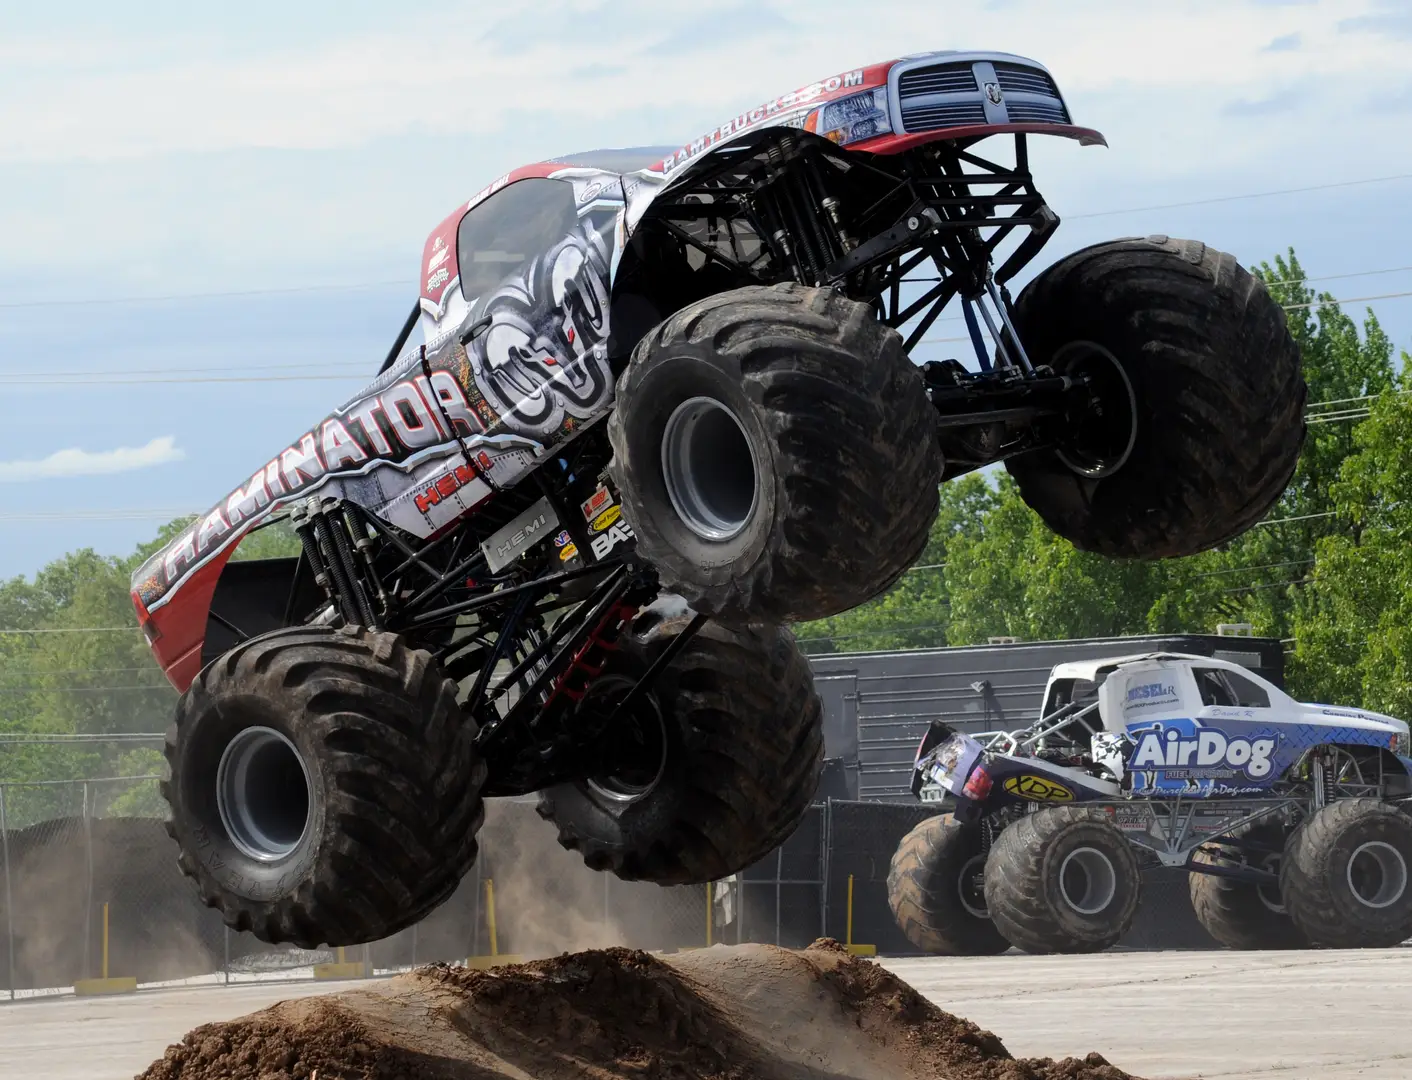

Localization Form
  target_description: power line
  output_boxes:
[1066,172,1412,219]
[1193,559,1315,579]
[0,685,171,694]
[0,279,409,311]
[1,278,1403,386]
[0,509,195,522]
[0,626,139,634]
[0,174,1400,316]
[0,733,164,744]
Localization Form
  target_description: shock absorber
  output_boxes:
[292,497,380,629]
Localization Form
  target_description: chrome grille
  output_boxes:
[899,100,988,132]
[1004,99,1070,124]
[898,64,977,98]
[994,63,1059,98]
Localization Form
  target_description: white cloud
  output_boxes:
[0,0,1397,164]
[0,436,185,482]
[0,0,1406,295]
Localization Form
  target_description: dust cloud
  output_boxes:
[475,798,703,959]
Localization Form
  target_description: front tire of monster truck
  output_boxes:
[1189,818,1306,950]
[1280,798,1412,949]
[1006,236,1305,559]
[607,283,941,625]
[161,625,486,948]
[536,596,824,883]
[888,814,1011,955]
[984,806,1141,954]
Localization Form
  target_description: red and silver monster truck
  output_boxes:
[132,50,1305,948]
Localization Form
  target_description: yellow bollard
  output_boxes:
[487,878,498,956]
[74,901,136,995]
[465,877,522,968]
[844,874,876,958]
[846,875,854,946]
[314,941,364,980]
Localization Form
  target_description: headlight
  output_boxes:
[806,88,893,146]
[1394,729,1411,756]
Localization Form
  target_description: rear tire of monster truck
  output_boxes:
[888,814,1011,955]
[608,283,941,624]
[1189,819,1305,950]
[536,598,823,884]
[1006,236,1305,559]
[1281,798,1412,949]
[162,625,485,948]
[984,806,1141,954]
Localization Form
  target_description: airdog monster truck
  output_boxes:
[888,653,1412,955]
[133,50,1305,948]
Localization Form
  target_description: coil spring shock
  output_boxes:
[292,496,383,630]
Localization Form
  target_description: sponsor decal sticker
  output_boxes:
[553,529,572,548]
[591,505,621,533]
[581,485,611,521]
[1002,774,1074,802]
[559,543,578,561]
[1123,680,1181,713]
[590,520,635,559]
[1128,722,1278,781]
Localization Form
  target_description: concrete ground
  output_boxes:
[1,948,1409,1079]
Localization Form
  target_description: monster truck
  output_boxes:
[888,653,1412,955]
[133,50,1306,948]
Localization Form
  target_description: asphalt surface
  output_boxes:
[1,948,1408,1079]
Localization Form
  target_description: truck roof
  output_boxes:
[1047,652,1254,683]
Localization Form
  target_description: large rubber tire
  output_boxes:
[536,598,823,884]
[1189,818,1305,950]
[162,625,485,948]
[984,806,1141,955]
[888,814,1011,955]
[607,282,941,624]
[1006,236,1305,559]
[1281,799,1412,949]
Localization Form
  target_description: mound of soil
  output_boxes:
[140,940,1138,1080]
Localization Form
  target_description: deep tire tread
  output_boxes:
[608,282,941,623]
[537,618,823,884]
[1189,818,1304,950]
[1281,798,1412,949]
[887,815,1011,956]
[163,625,486,948]
[984,806,1141,955]
[1008,236,1305,558]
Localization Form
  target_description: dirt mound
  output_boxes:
[140,940,1138,1080]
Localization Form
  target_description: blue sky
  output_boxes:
[2,0,1411,579]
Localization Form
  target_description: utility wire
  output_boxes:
[1065,172,1412,219]
[0,172,1403,314]
[2,288,1402,383]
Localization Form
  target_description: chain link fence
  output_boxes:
[0,782,1222,1001]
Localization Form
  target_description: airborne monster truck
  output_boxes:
[133,51,1305,948]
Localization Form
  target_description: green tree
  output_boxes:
[796,248,1397,656]
[1292,375,1412,713]
[796,473,999,652]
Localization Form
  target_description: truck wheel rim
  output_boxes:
[660,396,759,542]
[1347,840,1408,910]
[957,854,989,918]
[586,697,668,805]
[216,726,312,862]
[1053,341,1138,480]
[1256,853,1287,914]
[1059,846,1117,916]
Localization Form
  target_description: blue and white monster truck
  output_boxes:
[888,653,1412,954]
